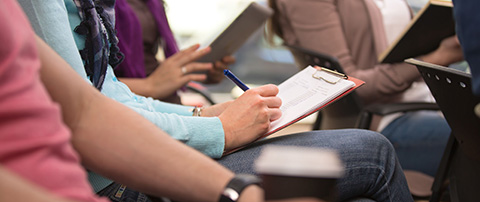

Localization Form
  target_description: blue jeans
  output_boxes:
[97,129,411,202]
[381,111,450,176]
[97,183,170,202]
[218,129,413,202]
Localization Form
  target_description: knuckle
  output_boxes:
[253,98,266,107]
[259,122,270,131]
[257,108,270,121]
[244,89,256,96]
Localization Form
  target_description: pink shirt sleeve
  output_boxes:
[0,1,108,202]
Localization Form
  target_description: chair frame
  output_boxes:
[408,58,480,202]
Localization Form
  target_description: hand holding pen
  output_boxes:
[216,79,282,151]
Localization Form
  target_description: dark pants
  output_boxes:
[97,182,170,202]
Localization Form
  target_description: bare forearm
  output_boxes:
[35,36,234,201]
[73,97,233,201]
[419,52,453,67]
[419,35,464,66]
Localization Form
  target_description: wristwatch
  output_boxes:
[219,174,261,202]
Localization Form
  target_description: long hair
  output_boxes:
[265,0,283,46]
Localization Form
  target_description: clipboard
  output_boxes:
[224,66,364,155]
[265,66,364,136]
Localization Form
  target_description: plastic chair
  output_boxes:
[285,44,440,130]
[407,58,480,202]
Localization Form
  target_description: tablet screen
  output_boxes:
[196,2,273,63]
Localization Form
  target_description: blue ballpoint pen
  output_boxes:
[224,69,250,91]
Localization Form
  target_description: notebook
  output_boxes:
[379,0,454,64]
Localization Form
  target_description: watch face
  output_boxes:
[219,174,261,202]
[222,188,239,201]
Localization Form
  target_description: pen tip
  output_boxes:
[223,69,229,75]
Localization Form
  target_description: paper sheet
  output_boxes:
[269,66,355,133]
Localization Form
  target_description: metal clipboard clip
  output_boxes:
[312,67,348,84]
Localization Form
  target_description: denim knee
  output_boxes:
[345,129,395,152]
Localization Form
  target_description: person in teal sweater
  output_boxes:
[18,0,414,201]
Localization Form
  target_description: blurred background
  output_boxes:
[163,0,431,96]
[162,0,435,135]
[164,0,298,95]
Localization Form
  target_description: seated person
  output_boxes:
[18,0,414,201]
[114,0,235,103]
[453,0,480,96]
[0,2,262,201]
[267,0,463,177]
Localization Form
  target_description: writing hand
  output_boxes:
[218,84,282,151]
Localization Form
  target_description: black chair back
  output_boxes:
[415,59,480,161]
[408,58,480,202]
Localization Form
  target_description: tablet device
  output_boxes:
[197,2,273,63]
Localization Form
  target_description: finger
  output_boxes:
[208,66,226,77]
[177,46,212,65]
[252,84,279,97]
[187,63,213,72]
[169,44,201,60]
[262,96,282,108]
[205,68,226,84]
[268,108,283,122]
[186,74,208,82]
[209,67,225,75]
[214,61,228,70]
[181,66,188,75]
[221,55,236,64]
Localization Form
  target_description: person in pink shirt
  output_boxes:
[0,166,76,202]
[0,1,107,201]
[0,1,264,201]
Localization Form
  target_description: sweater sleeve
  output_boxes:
[101,68,226,158]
